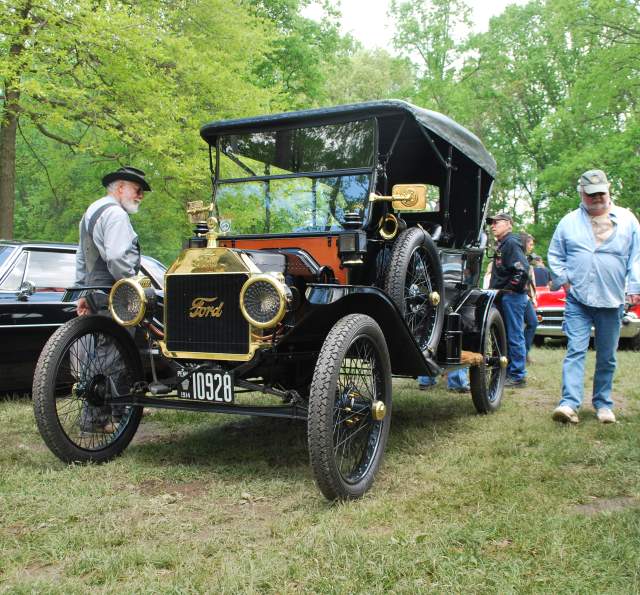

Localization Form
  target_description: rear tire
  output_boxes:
[33,316,143,463]
[308,314,392,500]
[384,227,444,353]
[470,307,507,414]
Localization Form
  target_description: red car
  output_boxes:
[534,285,640,349]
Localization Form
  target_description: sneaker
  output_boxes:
[552,405,579,424]
[596,408,616,424]
[505,377,526,388]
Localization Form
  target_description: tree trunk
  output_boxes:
[0,2,32,240]
[0,86,19,239]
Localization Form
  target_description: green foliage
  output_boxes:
[3,0,640,263]
[389,0,640,256]
[323,48,416,105]
[2,0,281,259]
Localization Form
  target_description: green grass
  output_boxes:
[2,346,640,593]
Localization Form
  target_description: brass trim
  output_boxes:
[207,216,219,248]
[186,200,212,224]
[429,291,441,306]
[239,274,288,329]
[371,400,387,421]
[378,213,407,240]
[369,184,429,211]
[109,277,148,327]
[164,254,253,357]
[379,213,400,240]
[158,340,260,362]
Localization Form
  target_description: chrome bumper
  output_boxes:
[535,309,640,339]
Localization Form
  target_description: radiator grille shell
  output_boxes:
[165,273,250,356]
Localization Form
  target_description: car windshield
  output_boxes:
[213,120,375,234]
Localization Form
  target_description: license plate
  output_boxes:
[177,368,234,403]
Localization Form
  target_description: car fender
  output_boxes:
[453,288,501,354]
[276,284,441,376]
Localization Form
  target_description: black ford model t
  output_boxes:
[33,101,507,500]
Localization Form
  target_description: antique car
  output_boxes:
[534,284,640,349]
[33,100,507,500]
[0,241,166,394]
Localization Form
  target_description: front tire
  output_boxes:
[308,314,392,500]
[33,316,143,463]
[470,307,507,414]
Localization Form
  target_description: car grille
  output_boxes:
[536,308,564,328]
[165,273,249,355]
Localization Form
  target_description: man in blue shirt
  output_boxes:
[487,213,530,387]
[548,169,640,424]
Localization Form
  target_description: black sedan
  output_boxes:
[0,241,166,394]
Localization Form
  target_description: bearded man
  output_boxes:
[75,166,150,316]
[73,166,151,434]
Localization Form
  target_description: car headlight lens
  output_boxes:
[240,275,290,328]
[109,277,151,326]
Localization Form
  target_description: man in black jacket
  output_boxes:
[487,213,529,387]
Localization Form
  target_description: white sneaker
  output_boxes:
[596,408,616,424]
[552,405,579,424]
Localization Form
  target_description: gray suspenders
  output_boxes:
[81,203,120,288]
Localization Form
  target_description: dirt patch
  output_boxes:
[20,562,62,583]
[519,386,633,414]
[517,386,556,408]
[573,496,639,516]
[137,478,210,498]
[192,497,279,542]
[131,420,174,445]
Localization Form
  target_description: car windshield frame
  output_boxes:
[210,118,378,235]
[0,245,16,271]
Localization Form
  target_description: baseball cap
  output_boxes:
[486,212,513,224]
[577,169,609,195]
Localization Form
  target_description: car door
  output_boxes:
[0,247,78,392]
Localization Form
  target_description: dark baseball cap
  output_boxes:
[486,212,513,224]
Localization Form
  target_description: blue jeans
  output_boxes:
[524,299,537,354]
[499,291,528,381]
[560,294,623,411]
[418,368,469,389]
[417,375,437,387]
[447,368,469,389]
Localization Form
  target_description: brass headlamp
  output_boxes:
[109,275,155,327]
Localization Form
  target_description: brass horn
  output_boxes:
[379,213,406,240]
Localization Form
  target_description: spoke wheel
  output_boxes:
[385,227,444,353]
[33,315,143,463]
[470,307,507,413]
[308,314,392,500]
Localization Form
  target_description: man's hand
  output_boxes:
[76,297,91,316]
[627,294,640,306]
[562,282,571,292]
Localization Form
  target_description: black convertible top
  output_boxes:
[200,100,497,178]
